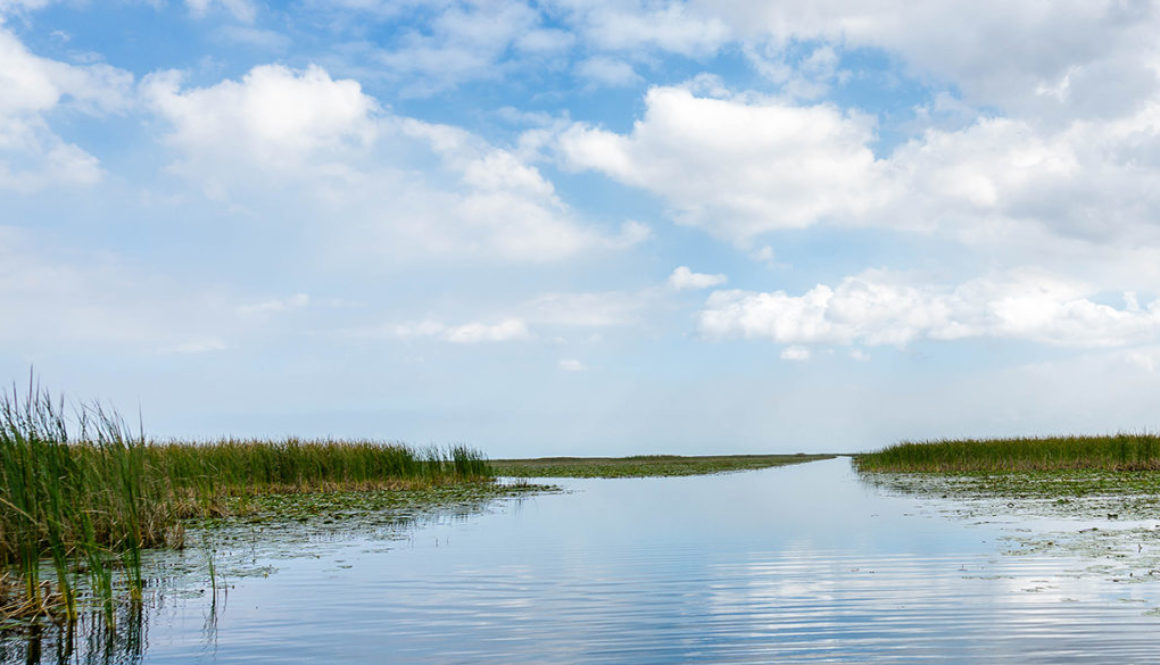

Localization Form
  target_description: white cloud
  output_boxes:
[562,0,730,56]
[143,64,378,170]
[298,1,727,94]
[215,26,291,51]
[390,318,532,344]
[186,0,256,23]
[700,0,1160,119]
[780,345,810,361]
[575,57,641,88]
[559,85,888,245]
[743,43,845,100]
[371,0,545,96]
[668,266,727,290]
[515,28,575,54]
[699,270,1160,349]
[887,110,1160,250]
[558,358,585,371]
[144,63,644,262]
[0,0,54,13]
[295,2,1159,123]
[559,81,1160,260]
[0,26,132,191]
[0,121,103,191]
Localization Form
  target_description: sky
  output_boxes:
[3,0,1160,456]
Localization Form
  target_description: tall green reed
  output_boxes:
[1,377,492,628]
[0,377,155,626]
[856,434,1160,473]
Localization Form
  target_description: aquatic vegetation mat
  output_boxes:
[862,469,1160,590]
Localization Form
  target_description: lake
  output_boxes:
[5,457,1160,664]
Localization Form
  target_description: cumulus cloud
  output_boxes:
[701,0,1160,119]
[143,64,378,170]
[559,85,888,244]
[558,81,1160,257]
[143,63,644,262]
[699,270,1160,349]
[296,2,1159,122]
[0,26,132,191]
[668,266,726,290]
[389,318,532,343]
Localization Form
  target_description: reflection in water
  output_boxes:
[5,459,1160,664]
[1,488,529,665]
[1,603,145,665]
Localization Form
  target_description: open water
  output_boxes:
[5,457,1160,664]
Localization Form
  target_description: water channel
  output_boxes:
[5,457,1160,664]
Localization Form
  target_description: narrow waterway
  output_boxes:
[6,457,1160,664]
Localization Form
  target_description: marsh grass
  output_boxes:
[856,434,1160,473]
[492,453,834,478]
[0,378,491,629]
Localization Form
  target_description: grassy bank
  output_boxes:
[492,453,834,478]
[856,435,1160,473]
[0,381,492,627]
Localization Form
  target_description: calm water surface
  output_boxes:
[7,457,1160,664]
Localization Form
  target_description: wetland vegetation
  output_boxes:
[0,379,502,630]
[1,375,826,635]
[857,435,1160,585]
[492,453,834,478]
[9,373,1160,662]
[856,435,1160,516]
[856,434,1160,473]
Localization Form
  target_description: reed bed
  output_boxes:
[0,379,491,627]
[856,434,1160,473]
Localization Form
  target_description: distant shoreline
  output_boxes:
[491,453,836,478]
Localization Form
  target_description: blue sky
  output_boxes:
[4,0,1160,455]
